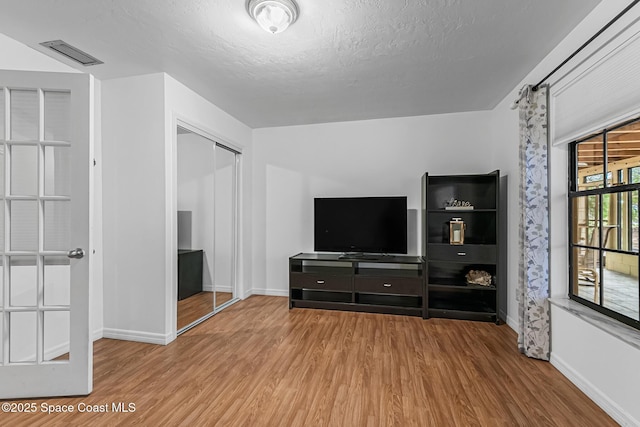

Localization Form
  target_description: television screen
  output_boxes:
[314,196,407,254]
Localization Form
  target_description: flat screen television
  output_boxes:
[314,196,407,255]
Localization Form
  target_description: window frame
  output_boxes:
[568,117,640,331]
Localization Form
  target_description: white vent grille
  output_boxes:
[39,40,103,66]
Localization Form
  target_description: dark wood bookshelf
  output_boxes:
[422,171,507,323]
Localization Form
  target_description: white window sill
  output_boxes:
[549,297,640,351]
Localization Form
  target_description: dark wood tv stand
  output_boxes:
[289,253,426,317]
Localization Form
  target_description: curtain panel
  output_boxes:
[516,85,550,361]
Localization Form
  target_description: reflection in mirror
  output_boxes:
[177,126,215,331]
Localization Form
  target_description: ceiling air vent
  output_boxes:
[39,40,103,66]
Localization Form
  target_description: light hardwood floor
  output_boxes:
[2,296,615,426]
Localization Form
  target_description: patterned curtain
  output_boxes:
[515,85,550,360]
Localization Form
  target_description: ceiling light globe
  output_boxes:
[248,0,299,34]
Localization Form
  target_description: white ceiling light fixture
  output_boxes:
[247,0,299,34]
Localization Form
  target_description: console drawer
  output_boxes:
[290,273,351,291]
[428,244,496,263]
[354,276,422,296]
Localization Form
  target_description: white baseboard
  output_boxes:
[550,352,640,426]
[506,314,518,331]
[102,328,171,345]
[201,285,232,293]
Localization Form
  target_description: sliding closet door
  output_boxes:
[214,145,238,310]
[176,123,240,334]
[176,127,215,331]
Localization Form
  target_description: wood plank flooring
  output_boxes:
[1,296,616,426]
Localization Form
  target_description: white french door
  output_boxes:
[0,70,92,398]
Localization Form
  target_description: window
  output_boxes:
[569,118,640,329]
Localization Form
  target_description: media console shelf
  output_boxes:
[289,253,426,317]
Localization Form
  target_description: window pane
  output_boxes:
[633,190,639,252]
[572,195,600,246]
[609,119,640,184]
[44,91,71,142]
[10,90,38,141]
[577,136,605,189]
[602,193,621,251]
[573,247,600,304]
[602,252,639,321]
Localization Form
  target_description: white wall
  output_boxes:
[102,73,167,343]
[490,1,640,425]
[252,112,494,295]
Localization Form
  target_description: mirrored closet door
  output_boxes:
[176,125,239,333]
[214,145,238,310]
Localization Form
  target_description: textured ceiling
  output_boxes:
[0,0,601,128]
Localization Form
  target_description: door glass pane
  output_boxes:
[215,146,236,309]
[10,90,38,141]
[0,258,3,306]
[602,252,639,321]
[44,256,70,306]
[10,311,36,363]
[44,311,69,362]
[44,201,70,251]
[0,144,5,197]
[10,145,38,196]
[10,200,38,251]
[44,91,71,142]
[9,255,37,307]
[44,146,70,196]
[0,201,4,253]
[0,89,5,140]
[574,247,600,304]
[0,313,3,364]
